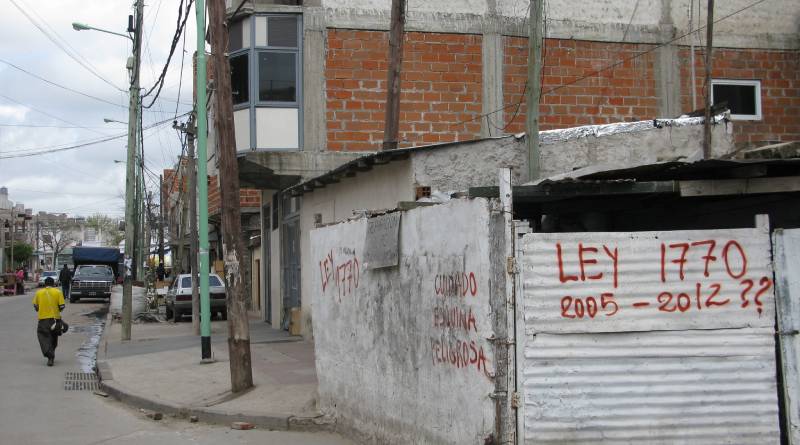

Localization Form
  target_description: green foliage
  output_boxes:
[5,242,33,267]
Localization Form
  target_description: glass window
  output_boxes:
[230,54,249,105]
[229,19,244,52]
[711,79,761,120]
[181,277,192,288]
[267,16,297,48]
[258,52,296,102]
[209,276,223,287]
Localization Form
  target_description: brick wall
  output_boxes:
[504,37,659,133]
[326,29,482,151]
[679,48,800,148]
[208,176,261,217]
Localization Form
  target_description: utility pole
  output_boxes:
[122,0,144,341]
[526,0,544,181]
[10,219,14,270]
[209,0,253,392]
[381,0,405,151]
[175,116,200,335]
[158,174,165,266]
[702,0,714,159]
[196,0,213,362]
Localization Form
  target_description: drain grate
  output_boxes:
[64,371,99,391]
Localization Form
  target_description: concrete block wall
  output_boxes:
[325,30,483,151]
[310,199,499,444]
[679,48,800,148]
[504,37,660,132]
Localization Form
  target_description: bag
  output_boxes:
[50,319,69,335]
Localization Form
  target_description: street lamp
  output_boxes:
[71,22,132,40]
[73,7,142,341]
[104,118,127,124]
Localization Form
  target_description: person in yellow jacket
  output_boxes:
[32,277,65,366]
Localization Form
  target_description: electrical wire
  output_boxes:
[0,93,110,136]
[450,0,771,130]
[0,112,189,159]
[141,0,195,109]
[0,123,122,129]
[8,0,126,93]
[0,58,127,108]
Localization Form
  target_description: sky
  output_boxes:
[0,0,200,218]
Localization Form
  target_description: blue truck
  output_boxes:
[69,247,122,302]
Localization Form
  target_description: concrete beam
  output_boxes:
[679,177,800,196]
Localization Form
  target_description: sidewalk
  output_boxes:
[97,287,330,432]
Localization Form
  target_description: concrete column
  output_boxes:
[481,1,504,137]
[654,0,681,118]
[303,7,327,152]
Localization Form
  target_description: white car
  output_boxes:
[165,273,227,321]
[38,271,59,287]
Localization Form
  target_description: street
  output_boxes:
[0,289,353,445]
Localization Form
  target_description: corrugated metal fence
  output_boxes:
[518,228,781,444]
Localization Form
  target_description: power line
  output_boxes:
[0,93,110,136]
[0,123,123,129]
[450,0,771,130]
[142,0,194,109]
[0,58,127,108]
[8,0,126,93]
[0,112,189,159]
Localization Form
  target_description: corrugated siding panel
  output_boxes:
[519,229,780,444]
[775,229,800,444]
[521,229,774,334]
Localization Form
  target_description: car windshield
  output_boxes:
[180,276,223,288]
[42,272,57,277]
[75,266,113,277]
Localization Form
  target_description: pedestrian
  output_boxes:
[15,267,24,295]
[32,277,65,366]
[59,264,72,300]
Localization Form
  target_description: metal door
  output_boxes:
[262,204,272,323]
[774,229,800,444]
[281,217,300,330]
[517,227,781,444]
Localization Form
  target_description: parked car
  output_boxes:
[37,271,59,287]
[70,265,115,302]
[165,273,227,321]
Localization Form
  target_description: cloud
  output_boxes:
[0,0,197,218]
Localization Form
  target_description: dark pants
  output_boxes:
[62,284,70,298]
[16,282,23,295]
[36,319,59,359]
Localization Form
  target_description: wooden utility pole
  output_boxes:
[381,0,405,151]
[158,174,165,266]
[208,0,253,393]
[526,0,544,181]
[702,0,714,159]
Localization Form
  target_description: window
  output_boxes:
[711,79,761,121]
[259,52,296,101]
[227,14,301,150]
[230,54,249,105]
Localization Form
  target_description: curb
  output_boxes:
[96,360,334,433]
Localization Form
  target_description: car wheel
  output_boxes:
[69,296,79,303]
[173,311,181,322]
[165,306,173,320]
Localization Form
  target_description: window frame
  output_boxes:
[254,15,301,108]
[710,79,762,121]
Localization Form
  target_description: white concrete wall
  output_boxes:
[311,198,498,444]
[299,160,414,335]
[318,0,799,48]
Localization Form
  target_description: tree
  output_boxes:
[41,219,78,269]
[5,242,33,268]
[86,214,122,247]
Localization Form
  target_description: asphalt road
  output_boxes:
[0,288,354,445]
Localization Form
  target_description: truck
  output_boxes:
[69,247,122,302]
